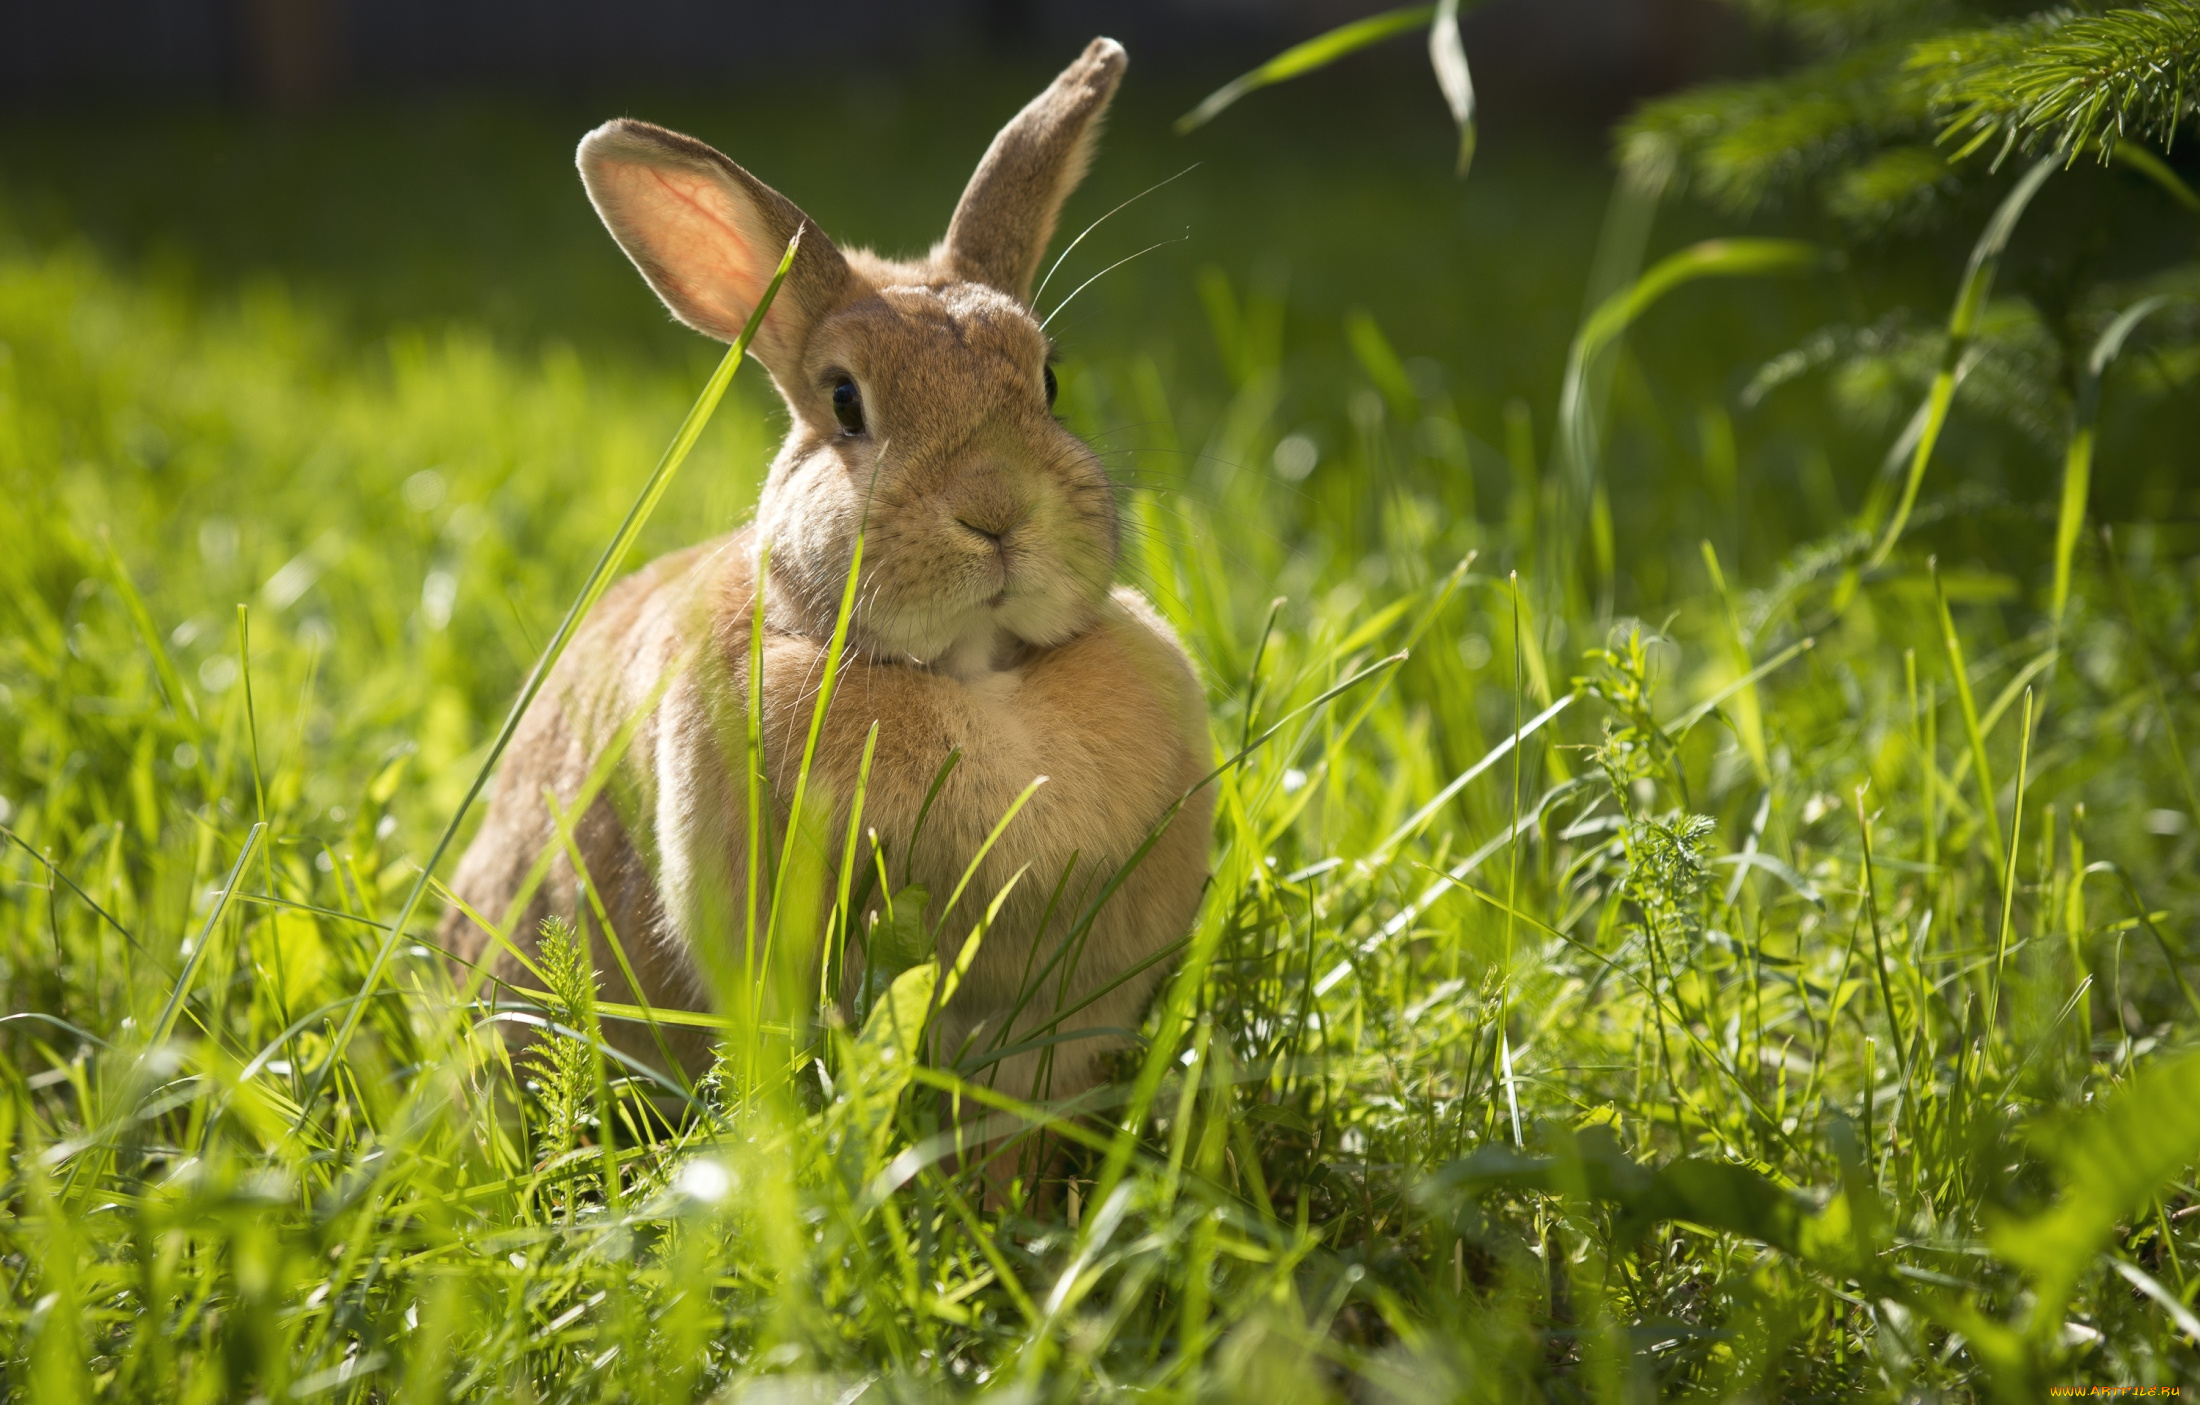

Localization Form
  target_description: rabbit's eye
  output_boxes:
[1043,363,1059,409]
[830,377,864,436]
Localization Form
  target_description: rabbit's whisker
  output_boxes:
[1040,236,1189,332]
[1031,163,1197,307]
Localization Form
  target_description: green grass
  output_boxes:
[3,73,2200,1400]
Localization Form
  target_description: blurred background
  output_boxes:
[0,0,1752,384]
[0,0,1781,591]
[2,0,2191,816]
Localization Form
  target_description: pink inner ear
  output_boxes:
[600,161,770,342]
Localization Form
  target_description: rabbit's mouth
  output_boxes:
[894,564,1099,676]
[792,489,1112,670]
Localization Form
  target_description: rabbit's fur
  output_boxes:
[439,38,1213,1106]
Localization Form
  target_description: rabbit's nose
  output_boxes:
[951,492,1027,545]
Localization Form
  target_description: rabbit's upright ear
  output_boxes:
[943,37,1126,303]
[578,120,849,377]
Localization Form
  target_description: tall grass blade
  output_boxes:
[147,822,264,1047]
[2100,527,2200,823]
[302,229,802,1112]
[99,530,202,733]
[1371,694,1571,864]
[1869,155,2057,567]
[1932,558,2007,882]
[2053,295,2178,626]
[1556,239,1822,593]
[759,487,870,1051]
[1428,0,1476,178]
[1175,6,1437,134]
[1499,573,1526,1146]
[1982,689,2034,1054]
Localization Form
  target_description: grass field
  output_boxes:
[4,61,2200,1400]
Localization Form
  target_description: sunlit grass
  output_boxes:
[3,111,2199,1400]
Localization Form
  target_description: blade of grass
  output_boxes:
[2053,295,2178,627]
[930,779,1048,948]
[1932,558,2007,883]
[1175,6,1436,134]
[1558,239,1824,530]
[97,528,203,737]
[743,536,771,1025]
[2100,527,2200,824]
[1869,155,2057,567]
[1499,572,1528,1146]
[0,826,149,961]
[1982,690,2035,1067]
[1671,636,1817,739]
[2090,862,2200,1024]
[823,720,880,1015]
[758,505,869,1055]
[1370,696,1571,866]
[1856,786,1911,1093]
[147,822,264,1048]
[299,229,803,1122]
[1429,0,1476,177]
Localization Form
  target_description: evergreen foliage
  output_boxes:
[1624,1,2200,221]
[1923,3,2200,161]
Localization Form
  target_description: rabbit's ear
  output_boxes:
[943,37,1126,303]
[578,119,849,376]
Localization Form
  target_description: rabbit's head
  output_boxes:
[579,39,1129,677]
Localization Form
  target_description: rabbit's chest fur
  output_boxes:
[628,532,1210,1089]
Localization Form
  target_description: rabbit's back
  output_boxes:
[438,537,741,1070]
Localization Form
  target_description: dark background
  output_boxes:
[4,0,1746,126]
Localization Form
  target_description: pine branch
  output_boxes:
[1916,2,2200,160]
[1622,5,2200,229]
[1618,44,1934,215]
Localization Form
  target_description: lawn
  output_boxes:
[3,40,2199,1402]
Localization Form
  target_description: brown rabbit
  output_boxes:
[439,38,1213,1110]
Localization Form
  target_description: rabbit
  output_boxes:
[438,37,1214,1114]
